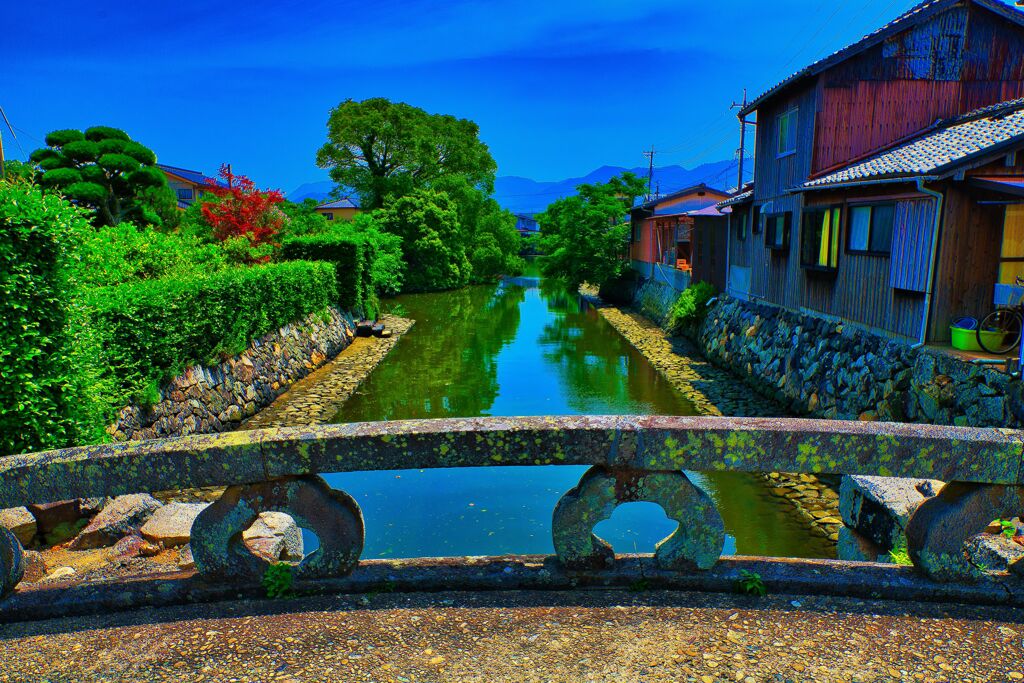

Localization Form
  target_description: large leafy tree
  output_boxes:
[378,188,469,292]
[28,126,178,228]
[538,172,646,287]
[316,98,497,210]
[431,175,523,281]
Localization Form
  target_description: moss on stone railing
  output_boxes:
[0,415,1022,597]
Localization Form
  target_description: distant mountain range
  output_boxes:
[287,159,752,214]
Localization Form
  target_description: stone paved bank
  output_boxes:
[591,302,842,543]
[243,314,414,429]
[110,307,357,441]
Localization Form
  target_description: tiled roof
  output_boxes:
[317,197,360,210]
[741,0,1024,117]
[716,189,753,209]
[802,98,1024,189]
[157,164,224,187]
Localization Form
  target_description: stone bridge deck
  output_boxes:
[2,588,1019,682]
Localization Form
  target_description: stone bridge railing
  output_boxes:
[0,415,1022,599]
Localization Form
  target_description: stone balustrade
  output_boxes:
[0,415,1022,598]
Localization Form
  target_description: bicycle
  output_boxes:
[977,276,1024,354]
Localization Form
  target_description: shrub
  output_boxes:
[86,261,337,415]
[666,281,717,335]
[73,222,229,288]
[262,562,295,599]
[341,213,405,296]
[0,183,92,456]
[281,232,374,317]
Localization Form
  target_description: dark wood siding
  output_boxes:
[928,183,1004,342]
[810,4,1024,174]
[691,215,728,291]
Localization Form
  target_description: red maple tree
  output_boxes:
[201,164,284,251]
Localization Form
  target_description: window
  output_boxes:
[324,212,334,221]
[735,210,748,241]
[777,108,798,157]
[801,206,841,270]
[751,205,761,234]
[847,203,895,255]
[176,188,194,201]
[764,213,790,251]
[1000,205,1024,284]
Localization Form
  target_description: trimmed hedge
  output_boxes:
[281,232,377,319]
[0,182,90,456]
[87,260,338,409]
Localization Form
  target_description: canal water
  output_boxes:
[322,275,835,560]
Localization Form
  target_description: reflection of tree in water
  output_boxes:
[538,280,693,416]
[335,284,525,422]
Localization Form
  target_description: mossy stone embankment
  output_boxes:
[590,298,842,542]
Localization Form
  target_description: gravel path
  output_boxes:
[1,589,1020,682]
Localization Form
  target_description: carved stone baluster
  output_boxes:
[905,482,1024,582]
[0,526,25,598]
[190,475,364,580]
[552,466,724,570]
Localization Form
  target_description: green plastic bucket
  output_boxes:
[950,325,1004,352]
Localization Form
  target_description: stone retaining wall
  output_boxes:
[633,280,677,326]
[697,295,1024,428]
[109,307,356,441]
[590,300,842,543]
[242,315,414,429]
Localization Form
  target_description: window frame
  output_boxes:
[845,201,896,257]
[176,187,194,201]
[735,210,748,242]
[800,204,843,273]
[776,107,798,158]
[763,212,791,252]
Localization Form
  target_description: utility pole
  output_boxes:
[730,89,750,191]
[0,127,5,180]
[642,146,655,201]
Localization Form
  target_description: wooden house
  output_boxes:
[725,0,1024,344]
[315,197,361,222]
[629,183,731,291]
[515,213,539,238]
[157,164,223,208]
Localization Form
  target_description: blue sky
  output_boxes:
[2,0,1007,192]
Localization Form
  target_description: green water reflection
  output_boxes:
[324,275,835,560]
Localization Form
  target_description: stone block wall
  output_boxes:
[696,295,1024,428]
[109,307,355,441]
[633,280,678,327]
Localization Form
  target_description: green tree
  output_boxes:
[316,98,497,210]
[378,188,469,292]
[538,172,646,287]
[28,126,178,228]
[430,175,523,281]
